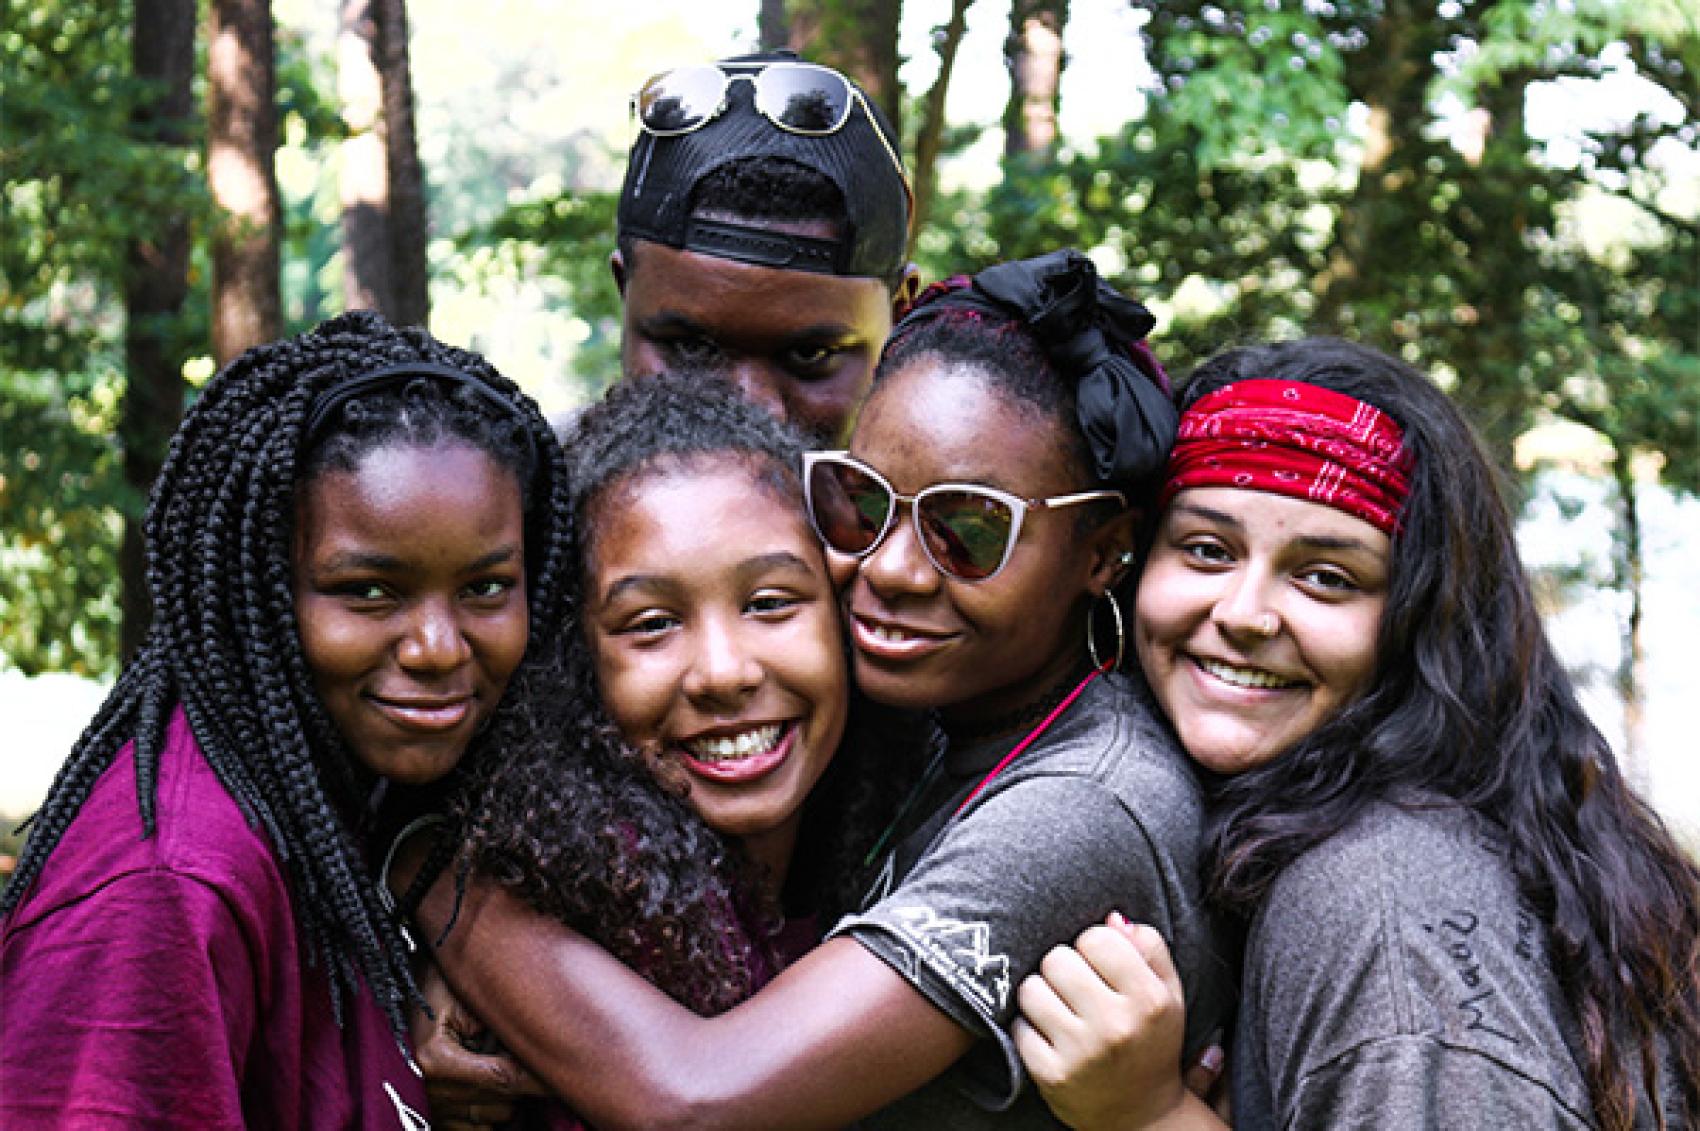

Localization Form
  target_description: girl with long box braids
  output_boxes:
[1014,338,1700,1130]
[401,250,1233,1129]
[0,311,573,1129]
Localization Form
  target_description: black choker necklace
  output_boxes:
[938,660,1098,743]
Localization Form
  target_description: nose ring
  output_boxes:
[1252,612,1279,637]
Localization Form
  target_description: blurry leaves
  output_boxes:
[1,361,130,676]
[4,0,1697,680]
[455,189,624,398]
[3,0,160,676]
[923,0,1699,509]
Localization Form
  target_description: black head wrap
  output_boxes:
[888,249,1178,488]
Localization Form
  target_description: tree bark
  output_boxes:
[759,0,790,51]
[339,0,392,317]
[1003,0,1068,160]
[339,0,430,326]
[207,0,281,365]
[120,0,197,660]
[1310,3,1431,332]
[911,0,973,248]
[1611,458,1648,790]
[376,0,428,326]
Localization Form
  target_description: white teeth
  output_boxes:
[1199,658,1299,690]
[869,624,911,643]
[686,723,783,763]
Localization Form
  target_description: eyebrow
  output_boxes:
[1168,501,1383,555]
[317,546,520,574]
[635,311,858,344]
[633,311,710,337]
[598,550,817,606]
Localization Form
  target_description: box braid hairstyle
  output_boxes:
[1,310,573,1039]
[454,371,923,1015]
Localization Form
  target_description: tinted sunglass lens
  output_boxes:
[755,63,851,133]
[637,66,724,133]
[809,461,889,554]
[919,491,1015,580]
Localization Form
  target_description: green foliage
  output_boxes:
[275,24,353,332]
[1141,2,1350,169]
[4,0,1696,689]
[2,0,167,676]
[1,365,130,676]
[926,0,1700,503]
[454,189,624,398]
[2,2,339,677]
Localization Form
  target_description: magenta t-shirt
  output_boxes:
[0,706,432,1129]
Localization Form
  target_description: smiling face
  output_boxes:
[614,232,898,444]
[832,358,1132,725]
[584,456,848,874]
[292,442,529,785]
[1135,486,1390,775]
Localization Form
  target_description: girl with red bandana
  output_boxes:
[1013,338,1700,1130]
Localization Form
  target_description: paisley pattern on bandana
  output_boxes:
[1159,379,1414,535]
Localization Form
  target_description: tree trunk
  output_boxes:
[1310,4,1430,332]
[120,0,197,660]
[339,0,392,317]
[207,0,281,365]
[1611,458,1648,790]
[1003,0,1068,160]
[340,0,429,326]
[376,0,428,326]
[759,0,790,51]
[783,0,905,138]
[911,0,973,249]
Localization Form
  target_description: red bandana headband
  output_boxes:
[1159,379,1414,535]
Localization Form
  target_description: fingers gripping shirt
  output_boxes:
[829,672,1231,1128]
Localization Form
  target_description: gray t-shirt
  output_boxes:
[1232,800,1686,1130]
[829,671,1230,1128]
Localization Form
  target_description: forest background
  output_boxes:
[3,0,1698,873]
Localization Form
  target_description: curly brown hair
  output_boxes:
[450,372,925,1013]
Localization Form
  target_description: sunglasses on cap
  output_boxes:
[802,451,1126,583]
[633,61,911,209]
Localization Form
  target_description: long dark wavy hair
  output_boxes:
[455,371,922,1015]
[1,311,574,1039]
[1192,338,1700,1129]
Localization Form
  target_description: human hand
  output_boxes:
[411,961,546,1130]
[1014,913,1224,1131]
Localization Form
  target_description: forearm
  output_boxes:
[1090,1091,1229,1131]
[416,867,972,1130]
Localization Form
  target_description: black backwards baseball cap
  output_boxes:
[617,50,913,281]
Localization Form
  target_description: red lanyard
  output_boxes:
[955,667,1102,814]
[862,666,1105,871]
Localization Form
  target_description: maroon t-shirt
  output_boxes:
[0,707,431,1129]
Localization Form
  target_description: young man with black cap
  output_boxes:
[613,51,920,444]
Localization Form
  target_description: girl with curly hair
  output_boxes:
[0,311,573,1129]
[1013,338,1700,1130]
[405,250,1231,1130]
[433,371,915,1017]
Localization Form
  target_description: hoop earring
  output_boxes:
[1086,589,1126,672]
